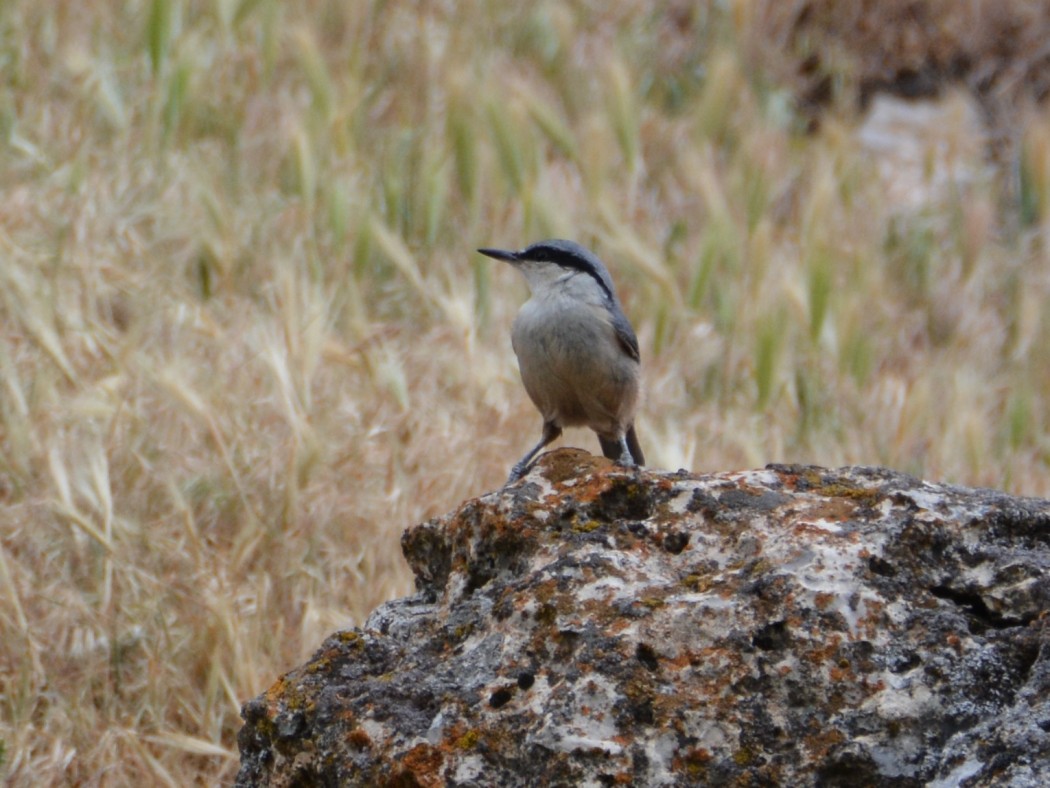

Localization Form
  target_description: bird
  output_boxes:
[478,239,644,483]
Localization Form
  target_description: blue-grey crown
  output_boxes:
[518,239,618,302]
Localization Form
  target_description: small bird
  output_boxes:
[478,239,644,483]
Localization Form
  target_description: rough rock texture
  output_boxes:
[236,450,1050,786]
[751,0,1050,135]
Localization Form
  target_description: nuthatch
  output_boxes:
[478,240,644,483]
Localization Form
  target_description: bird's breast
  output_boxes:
[512,294,610,365]
[510,290,640,428]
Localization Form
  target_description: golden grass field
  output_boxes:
[2,1,1049,784]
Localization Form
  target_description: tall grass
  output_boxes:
[1,1,1049,783]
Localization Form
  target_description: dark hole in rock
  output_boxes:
[593,479,654,521]
[632,698,654,724]
[489,687,513,709]
[752,620,790,651]
[663,530,690,554]
[867,555,896,577]
[889,652,921,674]
[929,584,1029,632]
[636,642,660,672]
[517,672,535,690]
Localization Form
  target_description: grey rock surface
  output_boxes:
[236,450,1050,786]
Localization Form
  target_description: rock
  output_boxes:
[236,449,1050,786]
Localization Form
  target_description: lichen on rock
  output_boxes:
[236,449,1050,786]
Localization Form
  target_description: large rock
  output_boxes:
[236,450,1050,786]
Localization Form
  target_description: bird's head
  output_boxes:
[478,239,615,300]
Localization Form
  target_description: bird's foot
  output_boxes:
[505,461,529,485]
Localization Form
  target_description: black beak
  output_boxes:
[477,247,519,263]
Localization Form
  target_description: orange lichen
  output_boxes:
[803,727,846,759]
[814,591,836,610]
[347,727,372,749]
[396,743,446,787]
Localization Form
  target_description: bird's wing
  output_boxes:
[610,309,640,362]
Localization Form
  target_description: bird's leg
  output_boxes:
[615,435,636,468]
[599,433,638,468]
[507,422,562,484]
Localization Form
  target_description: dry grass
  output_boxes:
[1,1,1050,784]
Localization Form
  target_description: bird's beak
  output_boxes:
[477,247,519,264]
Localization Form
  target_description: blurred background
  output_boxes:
[2,1,1050,783]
